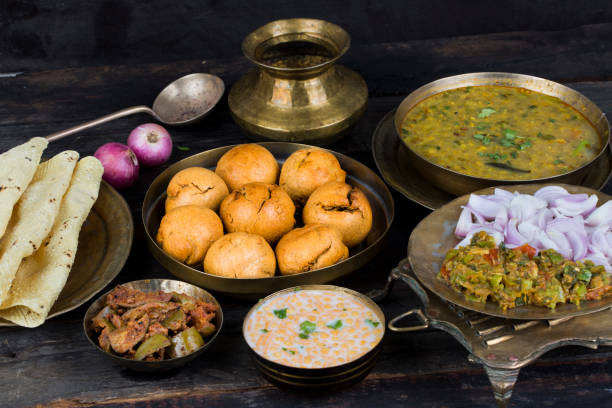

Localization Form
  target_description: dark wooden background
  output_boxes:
[1,1,612,407]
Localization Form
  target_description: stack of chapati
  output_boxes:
[0,137,103,327]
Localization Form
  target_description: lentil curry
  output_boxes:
[400,85,601,180]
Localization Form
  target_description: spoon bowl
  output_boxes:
[46,73,225,142]
[153,73,225,125]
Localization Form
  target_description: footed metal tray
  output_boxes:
[409,184,612,321]
[371,258,612,407]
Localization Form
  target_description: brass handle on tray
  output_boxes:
[388,308,430,332]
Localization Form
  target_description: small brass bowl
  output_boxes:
[242,285,385,388]
[394,72,611,196]
[142,142,394,300]
[83,279,223,372]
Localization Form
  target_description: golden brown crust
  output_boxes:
[156,205,224,265]
[219,182,295,244]
[279,148,346,205]
[275,224,348,275]
[302,181,373,248]
[203,232,276,278]
[215,144,279,191]
[165,167,229,212]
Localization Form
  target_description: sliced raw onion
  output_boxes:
[453,186,611,267]
[585,200,612,227]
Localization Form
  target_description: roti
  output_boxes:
[0,137,48,240]
[0,151,79,304]
[0,157,103,327]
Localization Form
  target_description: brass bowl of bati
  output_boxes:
[229,18,368,145]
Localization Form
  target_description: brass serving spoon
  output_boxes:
[46,73,225,142]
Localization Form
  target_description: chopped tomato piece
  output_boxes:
[484,248,499,265]
[440,264,449,279]
[516,244,537,259]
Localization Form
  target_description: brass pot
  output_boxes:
[393,72,611,196]
[229,18,368,145]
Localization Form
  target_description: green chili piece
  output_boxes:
[574,139,590,155]
[134,334,171,361]
[162,309,186,330]
[169,327,205,358]
[578,269,592,282]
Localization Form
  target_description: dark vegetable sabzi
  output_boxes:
[90,285,217,360]
[438,231,612,310]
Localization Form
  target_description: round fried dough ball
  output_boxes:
[165,167,229,212]
[279,148,346,205]
[156,205,224,265]
[215,144,279,191]
[204,232,276,278]
[302,181,373,248]
[276,224,349,275]
[219,182,295,244]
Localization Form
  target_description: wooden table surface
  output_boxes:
[1,22,612,408]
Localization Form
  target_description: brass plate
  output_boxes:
[142,142,394,300]
[392,73,611,196]
[408,183,612,320]
[372,110,612,210]
[0,181,134,326]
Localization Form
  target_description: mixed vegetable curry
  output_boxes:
[400,85,601,180]
[90,285,217,360]
[439,231,612,310]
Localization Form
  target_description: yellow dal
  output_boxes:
[400,86,601,180]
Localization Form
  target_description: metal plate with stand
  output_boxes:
[370,258,612,407]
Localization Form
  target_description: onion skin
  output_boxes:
[127,123,173,167]
[94,142,139,189]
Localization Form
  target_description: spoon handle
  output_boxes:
[46,105,156,142]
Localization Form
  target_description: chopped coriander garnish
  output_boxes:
[176,145,190,151]
[553,159,564,165]
[549,118,556,123]
[499,138,514,147]
[282,347,296,355]
[260,328,269,333]
[273,308,288,319]
[528,105,537,109]
[503,129,517,140]
[298,320,316,339]
[293,287,301,292]
[365,319,380,328]
[511,151,518,159]
[478,107,496,118]
[518,139,532,150]
[473,133,484,140]
[326,319,343,330]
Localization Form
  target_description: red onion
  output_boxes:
[454,187,612,270]
[94,143,139,189]
[127,123,173,166]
